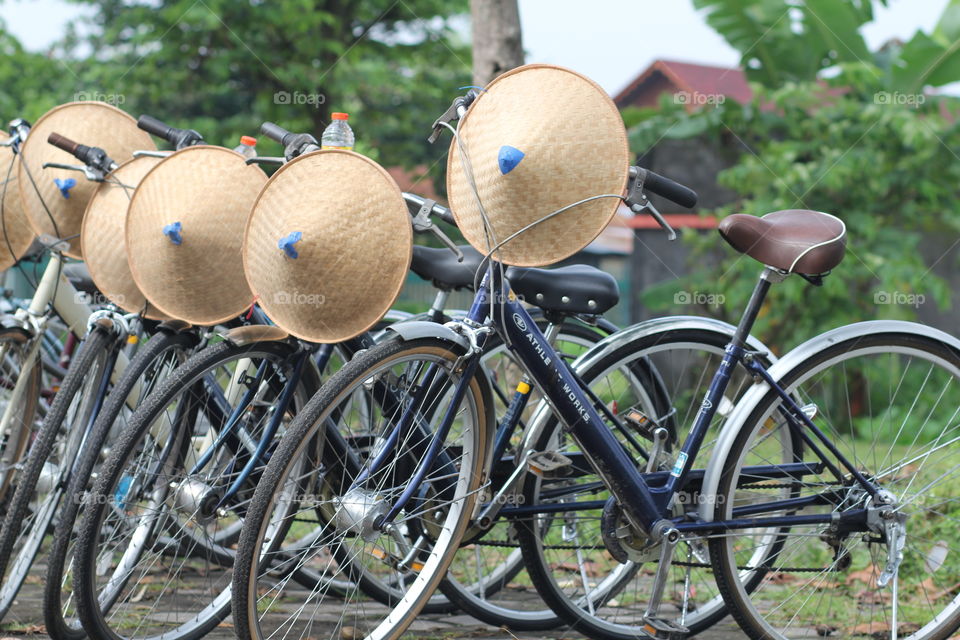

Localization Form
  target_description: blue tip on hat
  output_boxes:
[498,145,525,174]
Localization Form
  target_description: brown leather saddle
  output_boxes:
[718,209,846,274]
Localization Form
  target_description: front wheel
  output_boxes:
[232,337,492,640]
[710,331,960,640]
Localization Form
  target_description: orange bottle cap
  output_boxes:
[240,135,257,146]
[331,112,349,120]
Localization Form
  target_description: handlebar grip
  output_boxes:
[260,122,294,146]
[641,168,698,209]
[433,206,456,226]
[47,133,79,156]
[137,115,174,140]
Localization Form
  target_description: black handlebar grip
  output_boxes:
[433,206,456,226]
[641,168,698,209]
[260,122,294,146]
[47,132,79,156]
[137,114,174,141]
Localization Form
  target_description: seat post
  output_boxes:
[429,289,449,322]
[730,267,785,350]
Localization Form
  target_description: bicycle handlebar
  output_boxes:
[403,192,456,226]
[46,132,115,174]
[137,115,204,150]
[637,167,698,209]
[47,132,79,156]
[260,122,320,160]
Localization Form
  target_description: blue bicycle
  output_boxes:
[232,143,960,640]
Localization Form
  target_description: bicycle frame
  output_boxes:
[376,264,881,538]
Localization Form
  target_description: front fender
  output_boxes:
[384,320,470,351]
[697,320,960,521]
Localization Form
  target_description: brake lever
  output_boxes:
[41,162,106,182]
[411,198,464,261]
[428,90,479,144]
[624,166,677,241]
[245,156,285,166]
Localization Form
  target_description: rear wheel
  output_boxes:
[711,332,960,640]
[516,328,777,639]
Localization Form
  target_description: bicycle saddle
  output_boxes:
[63,262,100,297]
[411,244,486,291]
[718,209,846,274]
[506,264,619,315]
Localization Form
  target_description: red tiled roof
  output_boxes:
[625,214,718,230]
[614,59,753,108]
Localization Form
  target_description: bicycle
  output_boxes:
[232,83,960,640]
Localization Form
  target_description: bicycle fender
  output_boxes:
[384,320,470,351]
[698,320,960,522]
[220,324,290,346]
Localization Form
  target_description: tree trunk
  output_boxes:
[471,0,524,86]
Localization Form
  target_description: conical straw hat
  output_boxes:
[243,150,412,343]
[17,101,155,259]
[447,64,629,267]
[0,132,36,270]
[126,146,267,326]
[82,156,169,320]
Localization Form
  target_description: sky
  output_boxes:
[0,0,952,95]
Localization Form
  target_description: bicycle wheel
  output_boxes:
[0,324,118,623]
[44,327,198,640]
[232,336,491,640]
[0,327,43,505]
[441,318,606,629]
[710,331,960,640]
[516,327,779,639]
[73,339,319,640]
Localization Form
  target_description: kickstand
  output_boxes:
[641,527,689,640]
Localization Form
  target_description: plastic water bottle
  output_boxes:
[321,113,354,150]
[234,135,258,158]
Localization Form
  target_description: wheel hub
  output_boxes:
[333,487,388,542]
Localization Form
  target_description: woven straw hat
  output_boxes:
[126,146,267,326]
[243,150,412,343]
[18,102,155,259]
[447,64,629,267]
[82,156,168,319]
[0,133,35,270]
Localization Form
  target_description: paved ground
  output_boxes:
[0,580,748,640]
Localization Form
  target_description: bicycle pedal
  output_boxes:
[642,616,689,640]
[527,451,572,477]
[623,409,656,440]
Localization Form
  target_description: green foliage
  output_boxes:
[13,0,470,170]
[694,0,960,94]
[692,0,877,87]
[631,86,958,351]
[0,26,62,120]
